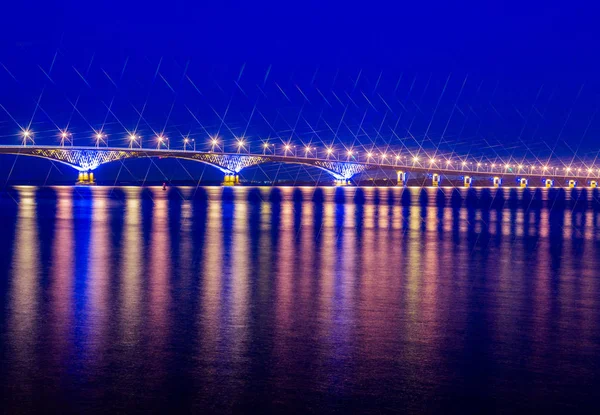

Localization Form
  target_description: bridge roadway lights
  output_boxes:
[463,176,472,188]
[222,174,240,186]
[396,171,406,186]
[432,173,440,187]
[520,178,528,188]
[493,177,502,188]
[76,171,95,185]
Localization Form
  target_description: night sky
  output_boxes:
[1,1,599,183]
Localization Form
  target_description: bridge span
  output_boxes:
[0,145,598,188]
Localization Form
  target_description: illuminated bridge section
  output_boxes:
[0,146,373,183]
[1,145,599,187]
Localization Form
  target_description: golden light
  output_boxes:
[367,152,373,158]
[462,161,467,166]
[543,166,548,170]
[413,156,419,162]
[347,150,353,156]
[61,131,68,139]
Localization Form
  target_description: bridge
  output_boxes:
[1,145,599,188]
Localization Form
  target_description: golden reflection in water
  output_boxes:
[199,190,224,370]
[86,187,110,364]
[9,187,39,400]
[147,192,171,376]
[48,187,74,374]
[120,187,142,346]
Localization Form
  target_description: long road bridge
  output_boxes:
[1,145,599,188]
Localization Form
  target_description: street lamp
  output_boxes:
[210,137,219,152]
[156,135,165,149]
[236,139,245,153]
[95,132,105,148]
[304,146,311,158]
[284,144,292,156]
[183,137,190,151]
[21,129,33,146]
[326,147,334,159]
[60,130,70,147]
[128,133,138,148]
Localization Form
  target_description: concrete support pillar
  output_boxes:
[545,179,554,188]
[568,180,577,188]
[493,176,501,188]
[590,180,597,188]
[463,176,472,188]
[432,173,440,187]
[335,178,350,186]
[396,171,406,186]
[222,174,240,186]
[76,170,95,185]
[520,178,528,188]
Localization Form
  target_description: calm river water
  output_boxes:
[1,186,600,414]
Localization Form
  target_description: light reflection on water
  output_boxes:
[1,186,600,413]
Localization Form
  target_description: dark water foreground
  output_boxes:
[1,186,600,414]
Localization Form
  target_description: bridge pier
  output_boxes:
[493,176,502,188]
[432,173,440,187]
[76,171,95,185]
[396,171,406,186]
[335,178,351,186]
[591,180,597,188]
[464,176,472,188]
[545,178,554,188]
[222,174,240,186]
[520,178,528,188]
[569,180,577,188]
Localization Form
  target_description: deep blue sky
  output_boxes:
[1,1,599,182]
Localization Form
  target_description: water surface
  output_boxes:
[1,186,600,414]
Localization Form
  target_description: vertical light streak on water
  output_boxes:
[146,191,170,385]
[229,194,249,365]
[120,187,142,347]
[85,187,110,371]
[198,190,224,385]
[48,187,74,380]
[8,187,39,405]
[274,189,295,350]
